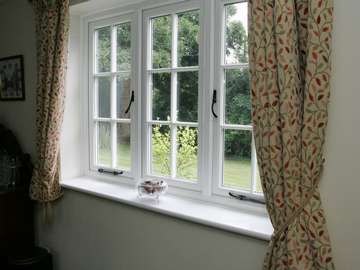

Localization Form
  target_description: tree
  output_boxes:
[152,125,197,179]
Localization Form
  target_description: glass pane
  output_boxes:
[96,27,111,73]
[152,15,171,68]
[117,22,131,71]
[225,68,251,125]
[116,123,131,171]
[177,71,198,122]
[98,77,111,118]
[97,122,112,166]
[223,130,252,190]
[151,125,171,176]
[176,126,198,181]
[117,73,131,119]
[177,10,199,67]
[152,73,171,121]
[225,2,248,64]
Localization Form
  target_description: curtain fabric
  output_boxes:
[248,0,334,269]
[29,0,70,203]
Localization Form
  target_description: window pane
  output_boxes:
[225,68,251,125]
[96,27,111,73]
[117,73,131,119]
[151,125,171,176]
[152,15,171,69]
[97,122,112,166]
[116,123,131,171]
[117,22,131,71]
[176,126,198,181]
[98,77,111,118]
[223,129,252,190]
[225,2,248,64]
[152,73,171,121]
[177,71,198,122]
[177,10,199,67]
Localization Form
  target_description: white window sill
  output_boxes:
[61,176,273,241]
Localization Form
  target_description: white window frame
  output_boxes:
[142,0,205,191]
[81,0,265,210]
[88,12,141,182]
[212,0,263,201]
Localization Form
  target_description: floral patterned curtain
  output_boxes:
[248,0,335,269]
[29,0,70,203]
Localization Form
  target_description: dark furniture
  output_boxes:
[0,124,52,269]
[0,186,35,268]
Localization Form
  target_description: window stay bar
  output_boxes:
[228,192,265,205]
[98,168,124,176]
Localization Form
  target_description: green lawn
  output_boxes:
[98,143,131,171]
[99,145,262,192]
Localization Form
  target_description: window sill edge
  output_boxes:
[60,176,273,241]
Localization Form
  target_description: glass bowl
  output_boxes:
[137,179,168,201]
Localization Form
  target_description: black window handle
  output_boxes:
[211,89,218,118]
[124,91,135,114]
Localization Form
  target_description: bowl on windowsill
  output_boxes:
[137,179,168,202]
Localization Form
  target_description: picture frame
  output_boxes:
[0,55,25,101]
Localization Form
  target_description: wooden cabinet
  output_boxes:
[0,186,34,267]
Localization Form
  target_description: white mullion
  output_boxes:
[114,118,132,124]
[94,77,99,118]
[146,15,153,176]
[170,13,178,179]
[94,71,131,77]
[94,120,99,166]
[148,120,171,125]
[111,25,117,73]
[170,70,178,178]
[172,13,178,69]
[111,25,117,169]
[111,121,117,168]
[147,72,153,123]
[170,125,177,179]
[148,66,199,73]
[173,121,198,127]
[94,30,99,74]
[222,124,253,131]
[221,63,248,69]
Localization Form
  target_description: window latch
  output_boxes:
[211,89,218,118]
[124,90,135,114]
[228,192,265,205]
[98,168,124,176]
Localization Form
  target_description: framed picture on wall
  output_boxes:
[0,55,25,101]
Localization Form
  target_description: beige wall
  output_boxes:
[0,0,37,157]
[36,190,268,270]
[1,0,360,269]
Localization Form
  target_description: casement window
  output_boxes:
[212,0,262,199]
[89,14,137,178]
[88,0,263,205]
[142,2,202,189]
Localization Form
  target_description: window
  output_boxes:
[213,0,262,198]
[90,15,135,177]
[143,3,201,186]
[87,0,263,206]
